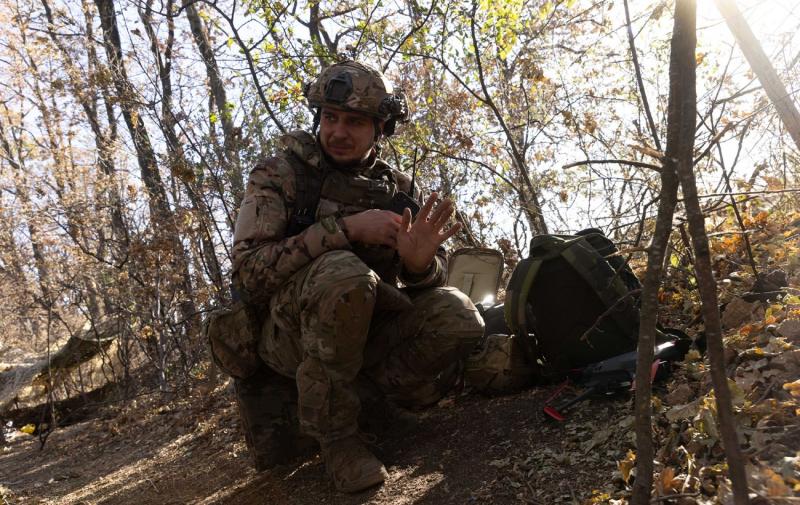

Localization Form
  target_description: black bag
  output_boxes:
[504,229,642,376]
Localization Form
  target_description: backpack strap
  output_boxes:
[504,256,541,365]
[558,235,639,338]
[504,236,576,364]
[506,236,578,325]
[504,233,640,363]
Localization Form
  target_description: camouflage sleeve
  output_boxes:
[232,156,351,299]
[399,252,448,288]
[393,168,449,288]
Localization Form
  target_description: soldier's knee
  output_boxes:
[305,250,378,297]
[300,251,378,368]
[423,287,485,352]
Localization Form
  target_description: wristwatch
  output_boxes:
[320,215,340,235]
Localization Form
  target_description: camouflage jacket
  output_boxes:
[232,130,448,304]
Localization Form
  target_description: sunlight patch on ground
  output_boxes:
[382,465,445,504]
[193,473,261,505]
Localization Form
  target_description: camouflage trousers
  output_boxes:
[256,250,484,444]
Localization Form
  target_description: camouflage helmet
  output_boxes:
[304,61,409,135]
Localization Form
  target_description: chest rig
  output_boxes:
[283,133,401,237]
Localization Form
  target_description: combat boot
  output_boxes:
[322,434,389,493]
[359,396,419,437]
[356,377,419,437]
[235,366,318,471]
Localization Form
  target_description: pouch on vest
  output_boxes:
[505,228,642,377]
[205,301,261,379]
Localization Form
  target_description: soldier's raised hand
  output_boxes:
[396,192,461,274]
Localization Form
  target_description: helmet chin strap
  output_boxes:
[373,118,384,142]
[372,119,385,157]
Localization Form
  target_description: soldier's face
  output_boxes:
[319,108,381,165]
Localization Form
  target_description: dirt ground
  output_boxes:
[0,382,631,505]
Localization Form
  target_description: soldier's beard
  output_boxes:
[320,143,377,171]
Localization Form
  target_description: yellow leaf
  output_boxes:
[784,380,800,398]
[618,450,636,483]
[652,396,663,409]
[695,52,706,65]
[763,467,791,496]
[684,349,701,362]
[656,467,681,495]
[20,424,35,435]
[728,378,745,407]
[538,1,554,19]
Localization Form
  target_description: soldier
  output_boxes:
[230,61,485,493]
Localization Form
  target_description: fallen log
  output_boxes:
[0,317,120,415]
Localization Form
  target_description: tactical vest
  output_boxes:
[281,131,406,281]
[215,134,408,380]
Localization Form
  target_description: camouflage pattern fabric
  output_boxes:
[464,334,537,394]
[234,366,317,469]
[205,301,260,379]
[231,131,484,445]
[260,249,483,442]
[304,61,408,122]
[232,130,447,304]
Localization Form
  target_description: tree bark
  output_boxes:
[0,113,52,305]
[714,0,800,151]
[41,0,128,261]
[142,0,225,298]
[184,2,244,208]
[94,0,199,336]
[468,0,548,235]
[94,0,172,226]
[631,0,694,502]
[679,4,751,503]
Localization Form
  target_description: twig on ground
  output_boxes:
[650,492,701,503]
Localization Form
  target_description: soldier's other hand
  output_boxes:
[342,210,402,247]
[397,192,461,274]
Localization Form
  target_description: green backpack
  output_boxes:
[504,229,642,377]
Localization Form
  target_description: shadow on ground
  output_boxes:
[1,382,630,504]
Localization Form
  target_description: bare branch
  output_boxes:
[563,159,662,172]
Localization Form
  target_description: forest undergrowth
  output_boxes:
[1,200,799,505]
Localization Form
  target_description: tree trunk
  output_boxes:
[94,0,171,225]
[714,0,800,150]
[0,114,52,305]
[141,0,225,299]
[94,0,199,337]
[18,21,107,321]
[467,1,548,235]
[679,4,751,503]
[631,0,694,502]
[41,0,128,264]
[184,2,244,209]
